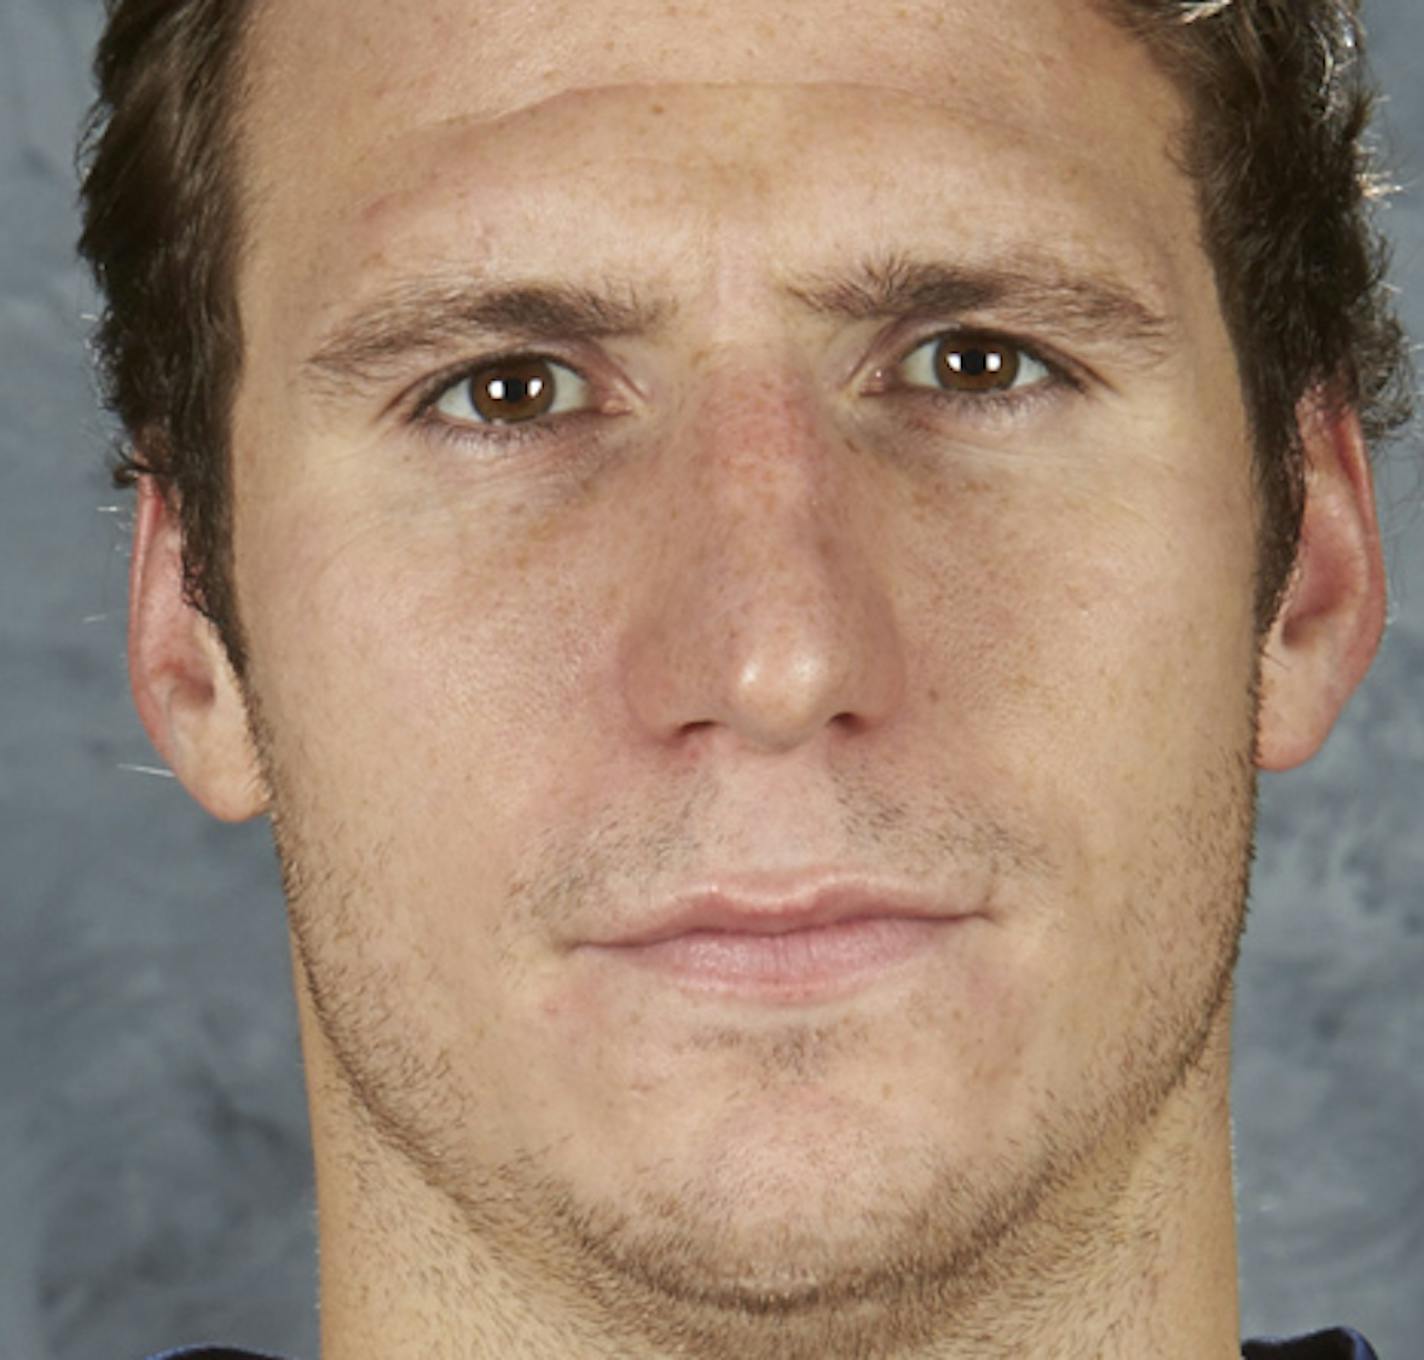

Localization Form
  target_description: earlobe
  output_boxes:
[129,476,269,820]
[1254,396,1386,773]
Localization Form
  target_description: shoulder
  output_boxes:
[1243,1326,1381,1359]
[141,1349,295,1360]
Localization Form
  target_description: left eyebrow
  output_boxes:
[300,275,676,399]
[783,249,1179,367]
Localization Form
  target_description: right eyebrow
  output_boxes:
[300,276,677,400]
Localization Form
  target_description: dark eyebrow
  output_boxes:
[302,250,1177,402]
[301,276,675,398]
[784,250,1178,364]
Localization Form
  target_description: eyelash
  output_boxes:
[406,331,1080,452]
[408,350,590,453]
[892,331,1082,420]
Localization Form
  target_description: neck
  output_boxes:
[298,981,1243,1360]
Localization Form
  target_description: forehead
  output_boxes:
[237,0,1199,358]
[244,0,1169,139]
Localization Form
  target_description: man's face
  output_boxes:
[229,0,1260,1348]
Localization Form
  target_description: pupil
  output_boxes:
[936,339,1016,391]
[490,375,543,404]
[474,359,556,422]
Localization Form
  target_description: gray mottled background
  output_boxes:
[1,1,1420,1357]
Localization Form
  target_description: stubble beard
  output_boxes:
[252,682,1257,1360]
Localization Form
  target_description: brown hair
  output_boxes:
[78,0,257,673]
[1099,0,1415,629]
[78,0,1416,672]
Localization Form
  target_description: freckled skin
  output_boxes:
[154,0,1375,1357]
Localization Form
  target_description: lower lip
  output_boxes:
[588,916,969,1002]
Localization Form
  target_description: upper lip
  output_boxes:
[588,878,980,949]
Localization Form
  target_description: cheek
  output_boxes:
[915,470,1259,1039]
[900,453,1261,867]
[238,483,617,873]
[916,458,1257,710]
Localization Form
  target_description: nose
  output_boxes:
[618,367,908,756]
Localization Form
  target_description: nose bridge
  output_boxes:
[687,364,845,659]
[618,355,906,753]
[689,353,838,550]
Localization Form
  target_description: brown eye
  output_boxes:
[934,338,1020,392]
[897,332,1050,399]
[434,355,589,426]
[471,357,555,421]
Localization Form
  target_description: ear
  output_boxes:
[129,476,269,820]
[1255,395,1386,772]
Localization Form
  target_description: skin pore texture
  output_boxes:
[127,0,1387,1357]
